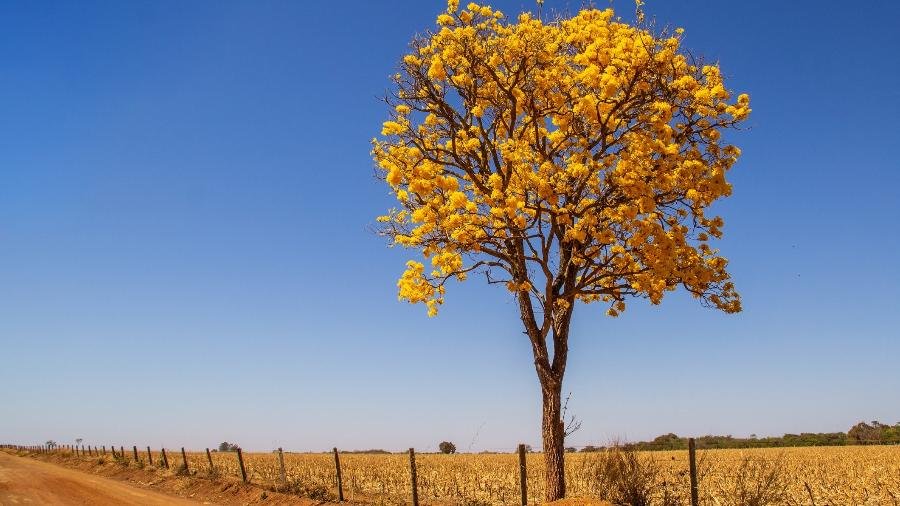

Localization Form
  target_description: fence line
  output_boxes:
[2,439,896,505]
[0,439,707,504]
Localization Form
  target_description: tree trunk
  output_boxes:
[541,379,565,501]
[510,238,575,502]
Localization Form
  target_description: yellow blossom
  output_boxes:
[373,1,747,320]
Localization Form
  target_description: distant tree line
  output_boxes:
[577,421,900,452]
[207,422,898,456]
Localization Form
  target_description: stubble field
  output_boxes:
[184,445,900,505]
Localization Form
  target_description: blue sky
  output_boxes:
[1,0,898,452]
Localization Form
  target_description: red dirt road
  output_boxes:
[0,452,210,505]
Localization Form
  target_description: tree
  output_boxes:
[373,1,749,500]
[848,422,882,445]
[438,441,457,454]
[218,441,240,452]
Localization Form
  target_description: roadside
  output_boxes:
[0,449,326,505]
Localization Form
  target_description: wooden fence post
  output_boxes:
[102,445,106,455]
[161,448,169,469]
[120,446,125,460]
[181,447,189,473]
[277,447,286,487]
[518,444,528,506]
[688,437,699,506]
[132,446,139,462]
[147,446,153,465]
[333,447,344,502]
[206,448,214,472]
[236,448,247,483]
[409,448,419,506]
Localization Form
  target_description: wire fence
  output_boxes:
[4,441,900,506]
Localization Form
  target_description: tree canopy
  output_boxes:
[439,441,457,454]
[374,1,750,321]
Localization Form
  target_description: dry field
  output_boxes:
[173,445,900,505]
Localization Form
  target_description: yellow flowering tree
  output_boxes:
[373,1,750,499]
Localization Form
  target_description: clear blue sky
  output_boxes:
[1,1,898,452]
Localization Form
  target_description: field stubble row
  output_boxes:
[175,445,900,505]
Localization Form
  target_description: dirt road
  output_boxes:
[0,452,209,505]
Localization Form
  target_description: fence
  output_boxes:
[3,441,898,505]
[0,441,705,506]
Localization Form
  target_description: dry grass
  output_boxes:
[175,446,900,505]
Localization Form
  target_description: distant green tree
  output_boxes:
[438,441,456,454]
[882,423,900,444]
[218,442,240,452]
